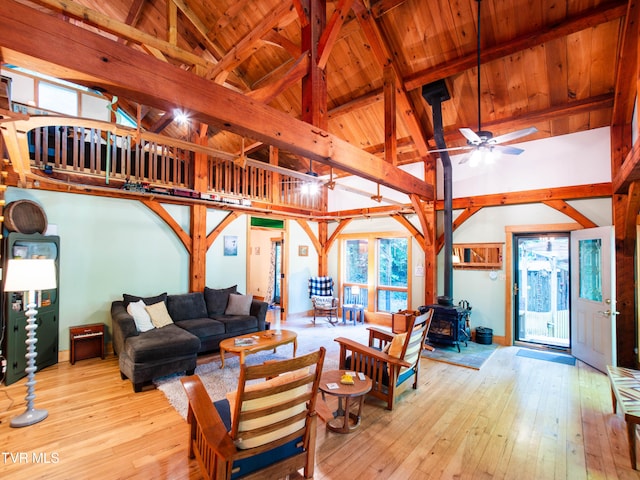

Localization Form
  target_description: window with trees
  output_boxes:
[342,234,410,315]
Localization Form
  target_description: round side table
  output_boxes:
[318,370,372,433]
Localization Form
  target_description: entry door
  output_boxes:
[570,226,616,372]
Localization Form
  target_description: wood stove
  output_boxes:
[425,303,471,352]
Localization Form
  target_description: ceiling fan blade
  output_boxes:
[490,126,538,144]
[459,128,482,145]
[492,144,525,155]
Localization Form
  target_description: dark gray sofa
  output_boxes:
[111,286,268,392]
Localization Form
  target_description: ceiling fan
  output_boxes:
[432,0,537,165]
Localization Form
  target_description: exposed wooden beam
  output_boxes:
[392,213,425,249]
[172,0,225,60]
[302,0,328,130]
[435,206,481,253]
[263,30,302,58]
[167,0,177,45]
[248,53,309,104]
[206,3,298,83]
[541,200,598,228]
[119,0,147,44]
[612,142,640,193]
[26,0,210,69]
[317,0,356,70]
[439,183,612,210]
[142,199,192,253]
[404,0,628,91]
[370,0,408,18]
[384,66,397,165]
[0,0,432,199]
[148,113,174,134]
[326,218,352,252]
[295,219,322,255]
[611,0,639,176]
[352,1,430,158]
[328,88,384,119]
[206,212,240,249]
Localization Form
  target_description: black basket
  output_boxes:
[475,327,493,345]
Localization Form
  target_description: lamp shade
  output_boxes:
[351,285,361,296]
[4,259,56,292]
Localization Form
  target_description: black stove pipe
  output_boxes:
[422,80,453,306]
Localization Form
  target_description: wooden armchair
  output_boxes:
[335,309,433,410]
[180,348,325,480]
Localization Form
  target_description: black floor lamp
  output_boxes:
[4,258,57,427]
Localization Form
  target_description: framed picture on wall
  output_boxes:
[224,236,238,256]
[298,245,308,256]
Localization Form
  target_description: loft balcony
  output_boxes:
[0,113,324,214]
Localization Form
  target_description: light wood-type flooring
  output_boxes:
[1,315,639,479]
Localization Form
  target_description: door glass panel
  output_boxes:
[514,234,569,348]
[578,238,602,302]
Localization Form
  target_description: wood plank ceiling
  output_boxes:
[3,0,628,184]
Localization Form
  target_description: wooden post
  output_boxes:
[190,124,209,292]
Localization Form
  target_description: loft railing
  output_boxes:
[1,116,322,210]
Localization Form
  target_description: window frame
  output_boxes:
[339,231,412,319]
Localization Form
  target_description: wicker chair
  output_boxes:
[180,348,325,480]
[335,309,433,410]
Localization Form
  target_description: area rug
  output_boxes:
[516,348,576,366]
[421,341,499,370]
[154,322,369,419]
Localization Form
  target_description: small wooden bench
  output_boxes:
[606,365,640,470]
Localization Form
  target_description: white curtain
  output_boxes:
[264,241,276,305]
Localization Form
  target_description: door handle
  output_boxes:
[598,310,619,316]
[513,283,519,295]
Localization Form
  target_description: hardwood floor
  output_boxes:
[1,316,638,479]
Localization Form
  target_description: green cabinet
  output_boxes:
[3,233,60,385]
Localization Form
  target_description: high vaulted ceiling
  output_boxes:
[1,0,633,188]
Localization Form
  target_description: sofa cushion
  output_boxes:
[123,292,167,308]
[167,292,208,321]
[225,293,253,316]
[123,324,200,363]
[145,301,174,328]
[127,300,155,332]
[176,317,226,338]
[215,315,259,334]
[204,285,237,315]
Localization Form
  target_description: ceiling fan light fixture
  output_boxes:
[445,0,537,165]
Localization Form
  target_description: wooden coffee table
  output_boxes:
[318,370,372,433]
[218,330,297,368]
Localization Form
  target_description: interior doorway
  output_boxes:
[514,233,570,349]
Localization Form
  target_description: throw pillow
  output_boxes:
[126,299,155,332]
[145,301,174,328]
[387,332,407,358]
[122,292,167,308]
[204,285,237,315]
[166,292,208,322]
[225,293,253,316]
